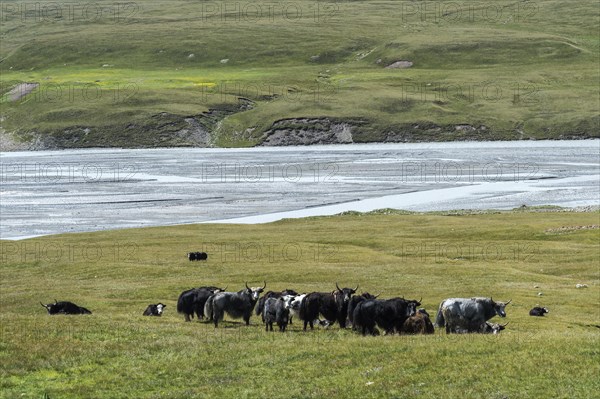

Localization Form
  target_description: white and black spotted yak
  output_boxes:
[143,303,166,316]
[255,289,299,323]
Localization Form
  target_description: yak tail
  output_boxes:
[299,295,312,321]
[434,300,445,328]
[255,296,265,316]
[176,292,186,314]
[204,295,214,321]
[298,297,307,321]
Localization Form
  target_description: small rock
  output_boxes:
[220,58,229,64]
[310,55,320,62]
[534,285,540,288]
[576,284,588,288]
[188,54,195,58]
[537,292,543,296]
[455,124,475,132]
[385,60,413,69]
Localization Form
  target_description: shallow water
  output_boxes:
[1,140,598,239]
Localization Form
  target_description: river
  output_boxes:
[1,140,598,239]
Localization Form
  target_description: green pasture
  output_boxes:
[1,0,598,147]
[1,210,598,397]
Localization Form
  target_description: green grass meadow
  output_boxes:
[1,0,599,146]
[1,210,599,398]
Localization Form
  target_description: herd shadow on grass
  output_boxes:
[171,317,589,346]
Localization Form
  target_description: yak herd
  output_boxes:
[41,281,548,336]
[174,283,520,336]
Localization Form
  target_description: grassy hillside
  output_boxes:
[1,210,599,397]
[1,0,599,148]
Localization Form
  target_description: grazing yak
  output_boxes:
[347,292,379,328]
[40,300,91,315]
[289,294,336,329]
[255,289,299,323]
[401,308,434,335]
[204,282,266,327]
[529,307,549,317]
[353,297,421,336]
[143,303,166,316]
[299,283,358,330]
[288,293,306,325]
[263,296,294,332]
[187,252,208,261]
[435,297,511,334]
[177,286,226,322]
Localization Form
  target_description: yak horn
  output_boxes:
[262,280,267,289]
[354,285,359,292]
[40,302,48,308]
[505,299,512,305]
[501,322,509,327]
[419,297,423,303]
[222,286,227,291]
[245,282,250,290]
[54,299,58,303]
[374,293,381,299]
[335,282,341,291]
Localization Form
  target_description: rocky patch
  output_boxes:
[385,60,413,69]
[545,225,599,233]
[260,118,355,146]
[7,82,39,101]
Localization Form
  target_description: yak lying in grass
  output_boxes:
[401,308,434,335]
[143,303,166,316]
[40,300,91,315]
[529,307,549,317]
